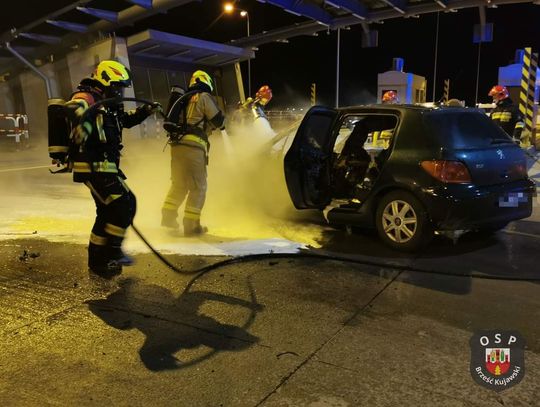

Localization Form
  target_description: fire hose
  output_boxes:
[132,219,540,283]
[79,97,168,121]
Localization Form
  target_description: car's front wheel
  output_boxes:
[375,190,433,252]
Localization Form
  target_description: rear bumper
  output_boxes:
[420,179,537,230]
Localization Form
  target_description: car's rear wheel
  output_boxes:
[376,190,433,252]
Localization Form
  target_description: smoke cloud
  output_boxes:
[122,115,325,249]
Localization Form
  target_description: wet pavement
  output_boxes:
[0,142,539,405]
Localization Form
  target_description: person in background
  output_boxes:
[251,85,273,119]
[382,90,399,104]
[446,98,465,107]
[232,84,273,127]
[488,85,524,143]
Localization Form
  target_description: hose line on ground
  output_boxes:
[130,223,540,283]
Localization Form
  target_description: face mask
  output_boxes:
[107,84,125,99]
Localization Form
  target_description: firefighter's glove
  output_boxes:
[143,102,163,115]
[241,97,254,109]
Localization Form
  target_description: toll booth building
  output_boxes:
[498,49,540,104]
[377,58,427,104]
[0,30,253,142]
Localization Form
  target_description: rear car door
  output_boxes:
[284,106,340,209]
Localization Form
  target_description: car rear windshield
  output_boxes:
[423,110,513,149]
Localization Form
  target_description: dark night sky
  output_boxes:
[1,1,540,108]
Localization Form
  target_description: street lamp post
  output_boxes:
[243,11,251,97]
[224,3,251,97]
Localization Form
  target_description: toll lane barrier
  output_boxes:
[0,114,29,143]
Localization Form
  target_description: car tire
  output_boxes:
[375,190,433,252]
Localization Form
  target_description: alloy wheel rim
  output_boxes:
[382,200,417,243]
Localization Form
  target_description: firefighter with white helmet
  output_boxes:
[161,70,225,236]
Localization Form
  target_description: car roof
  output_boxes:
[336,104,473,114]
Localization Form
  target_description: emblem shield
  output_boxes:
[470,330,525,392]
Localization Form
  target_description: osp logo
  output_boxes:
[470,330,526,392]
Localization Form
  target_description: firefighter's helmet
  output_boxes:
[256,85,273,106]
[190,70,213,92]
[488,85,509,102]
[382,90,398,104]
[91,60,132,88]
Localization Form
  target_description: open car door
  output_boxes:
[284,106,340,209]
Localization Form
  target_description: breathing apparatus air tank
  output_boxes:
[164,85,185,117]
[47,98,70,163]
[163,85,185,134]
[163,86,202,135]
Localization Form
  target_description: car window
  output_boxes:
[423,110,512,149]
[334,114,398,154]
[301,113,336,150]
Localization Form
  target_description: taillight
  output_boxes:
[421,160,472,183]
[513,162,527,178]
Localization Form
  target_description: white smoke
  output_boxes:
[122,114,325,248]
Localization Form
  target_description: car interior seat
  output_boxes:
[333,120,371,198]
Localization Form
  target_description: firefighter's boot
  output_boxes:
[161,209,179,229]
[183,218,208,237]
[88,243,122,277]
[107,246,135,268]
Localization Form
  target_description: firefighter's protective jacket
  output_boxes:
[490,98,525,140]
[65,79,151,182]
[175,83,224,154]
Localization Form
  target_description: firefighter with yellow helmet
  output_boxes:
[161,70,225,236]
[65,60,161,276]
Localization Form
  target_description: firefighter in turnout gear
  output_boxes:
[66,60,160,276]
[248,85,273,121]
[382,90,399,104]
[488,85,524,142]
[231,85,273,129]
[161,70,225,236]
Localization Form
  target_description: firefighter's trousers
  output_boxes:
[84,174,137,267]
[162,144,207,228]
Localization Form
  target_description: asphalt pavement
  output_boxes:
[0,141,539,406]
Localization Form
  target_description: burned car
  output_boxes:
[284,105,536,251]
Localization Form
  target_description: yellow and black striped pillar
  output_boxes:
[529,52,538,147]
[443,79,450,103]
[310,83,316,106]
[519,47,534,146]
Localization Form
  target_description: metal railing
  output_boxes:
[0,113,29,143]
